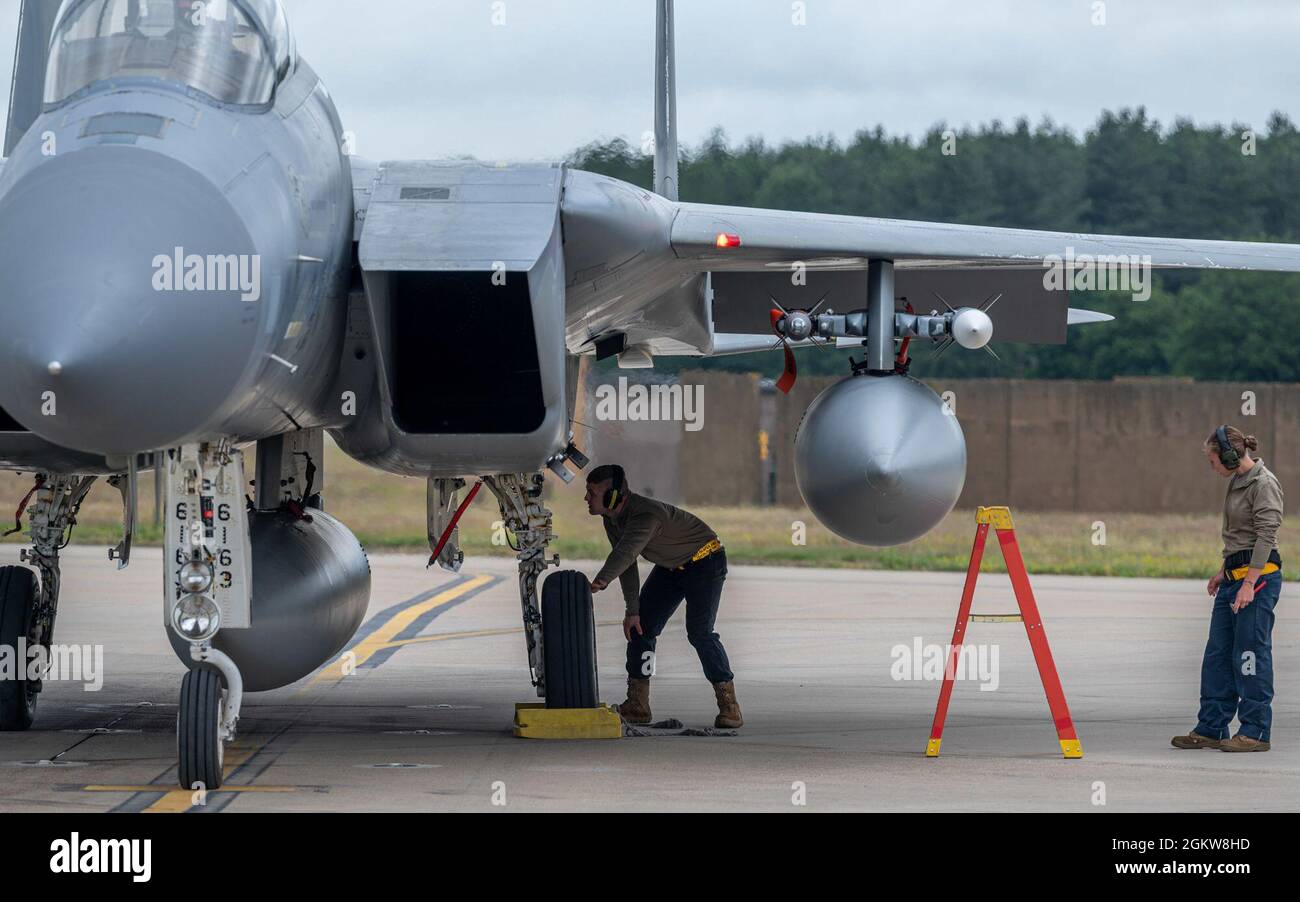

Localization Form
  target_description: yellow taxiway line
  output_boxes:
[306,574,495,689]
[383,620,623,649]
[91,574,509,811]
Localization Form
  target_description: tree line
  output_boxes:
[570,109,1300,382]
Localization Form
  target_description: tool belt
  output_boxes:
[1222,547,1282,581]
[677,538,722,569]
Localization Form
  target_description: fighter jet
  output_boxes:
[2,0,1298,788]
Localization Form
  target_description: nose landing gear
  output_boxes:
[177,645,243,791]
[163,442,251,791]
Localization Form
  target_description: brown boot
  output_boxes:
[712,681,743,729]
[1219,734,1270,753]
[613,678,651,724]
[1171,731,1222,750]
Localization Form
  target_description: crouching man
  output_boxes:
[584,464,742,728]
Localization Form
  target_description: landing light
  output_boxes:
[172,594,221,642]
[179,560,213,594]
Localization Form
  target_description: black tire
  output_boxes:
[541,570,599,709]
[177,668,224,790]
[0,566,40,731]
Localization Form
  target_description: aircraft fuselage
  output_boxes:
[0,61,353,458]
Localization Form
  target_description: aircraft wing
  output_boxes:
[670,202,1300,273]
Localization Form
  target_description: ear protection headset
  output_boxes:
[1215,425,1241,471]
[603,465,626,510]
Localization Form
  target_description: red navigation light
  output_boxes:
[715,233,742,249]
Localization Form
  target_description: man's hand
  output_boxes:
[590,577,608,593]
[623,615,642,641]
[1232,580,1258,614]
[1207,571,1224,596]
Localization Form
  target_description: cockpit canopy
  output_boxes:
[44,0,294,107]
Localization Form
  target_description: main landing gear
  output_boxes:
[479,473,599,709]
[1,474,96,731]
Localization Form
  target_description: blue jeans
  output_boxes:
[626,550,734,683]
[1195,570,1282,742]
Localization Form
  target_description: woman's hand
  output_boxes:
[1232,580,1257,613]
[623,615,642,641]
[1207,571,1224,596]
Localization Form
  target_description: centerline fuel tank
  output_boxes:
[169,507,370,692]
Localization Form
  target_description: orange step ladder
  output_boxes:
[925,506,1083,759]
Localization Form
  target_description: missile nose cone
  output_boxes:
[952,308,994,349]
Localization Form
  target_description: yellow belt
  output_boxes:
[680,539,722,568]
[1225,562,1280,581]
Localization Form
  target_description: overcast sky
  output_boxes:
[3,0,1299,161]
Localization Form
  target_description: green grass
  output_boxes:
[2,441,1288,582]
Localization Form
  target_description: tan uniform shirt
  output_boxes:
[1221,459,1284,570]
[596,492,719,615]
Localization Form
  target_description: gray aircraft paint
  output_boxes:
[652,0,678,203]
[0,20,352,456]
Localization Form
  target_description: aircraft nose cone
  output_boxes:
[0,146,261,454]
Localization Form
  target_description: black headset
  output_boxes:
[1215,424,1241,471]
[603,465,626,510]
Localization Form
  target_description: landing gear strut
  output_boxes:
[163,442,251,790]
[483,474,557,695]
[481,472,599,708]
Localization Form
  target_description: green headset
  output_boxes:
[1215,425,1241,471]
[604,465,627,510]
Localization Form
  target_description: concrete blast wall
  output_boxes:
[582,371,1294,513]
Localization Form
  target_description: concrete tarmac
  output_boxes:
[0,546,1295,812]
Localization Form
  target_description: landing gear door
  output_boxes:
[162,445,252,630]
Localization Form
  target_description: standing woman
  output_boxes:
[1173,426,1284,752]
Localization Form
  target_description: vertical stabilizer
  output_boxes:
[653,0,678,201]
[5,0,62,157]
